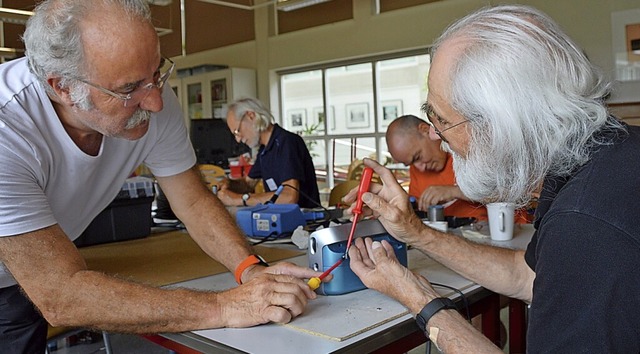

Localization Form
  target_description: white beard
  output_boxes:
[443,140,531,207]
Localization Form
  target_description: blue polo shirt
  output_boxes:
[248,124,320,208]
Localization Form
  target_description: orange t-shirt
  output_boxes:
[409,154,488,222]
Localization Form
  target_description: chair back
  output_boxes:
[346,159,380,183]
[198,164,226,190]
[328,180,360,207]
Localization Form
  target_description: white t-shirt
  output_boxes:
[0,57,196,287]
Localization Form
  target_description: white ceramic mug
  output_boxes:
[486,202,515,241]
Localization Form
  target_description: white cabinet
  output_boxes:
[178,68,256,125]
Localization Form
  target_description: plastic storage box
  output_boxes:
[75,177,155,247]
[116,176,155,199]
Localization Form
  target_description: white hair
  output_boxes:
[23,0,152,96]
[431,5,625,206]
[227,97,275,133]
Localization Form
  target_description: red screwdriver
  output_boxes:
[308,167,374,290]
[344,166,373,256]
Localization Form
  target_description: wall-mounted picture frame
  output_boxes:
[287,109,306,129]
[346,103,370,128]
[211,80,227,101]
[311,107,326,132]
[381,100,403,127]
[611,9,640,82]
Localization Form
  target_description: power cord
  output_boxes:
[281,184,348,226]
[431,282,472,323]
[250,231,293,245]
[281,183,329,212]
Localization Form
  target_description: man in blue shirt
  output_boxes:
[218,97,320,208]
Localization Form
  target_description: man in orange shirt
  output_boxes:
[386,114,488,221]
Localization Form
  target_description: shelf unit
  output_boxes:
[178,68,256,129]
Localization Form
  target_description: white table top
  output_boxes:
[161,224,535,353]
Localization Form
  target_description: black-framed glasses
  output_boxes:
[233,112,248,137]
[423,103,468,144]
[75,56,175,107]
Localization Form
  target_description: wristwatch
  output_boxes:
[234,254,269,284]
[415,297,457,333]
[241,193,250,206]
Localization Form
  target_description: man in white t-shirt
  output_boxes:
[0,1,322,352]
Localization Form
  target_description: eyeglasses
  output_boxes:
[423,103,468,144]
[233,112,248,137]
[75,56,175,107]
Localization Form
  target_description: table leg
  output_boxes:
[469,292,501,345]
[370,330,426,354]
[509,299,527,353]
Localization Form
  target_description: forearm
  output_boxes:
[241,179,300,205]
[409,277,501,353]
[160,170,255,276]
[44,271,224,333]
[179,191,254,274]
[350,236,503,354]
[383,266,500,354]
[410,228,533,301]
[427,309,502,354]
[451,185,472,202]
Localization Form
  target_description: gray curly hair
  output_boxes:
[23,0,152,97]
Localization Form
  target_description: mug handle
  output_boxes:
[499,211,505,232]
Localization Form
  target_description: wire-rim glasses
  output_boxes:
[422,102,468,144]
[233,112,248,137]
[75,56,175,107]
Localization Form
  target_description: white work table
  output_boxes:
[157,224,535,354]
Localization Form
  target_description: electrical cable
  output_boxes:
[249,231,293,245]
[281,183,348,226]
[281,183,330,212]
[430,282,472,323]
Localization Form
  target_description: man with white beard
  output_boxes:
[344,4,640,353]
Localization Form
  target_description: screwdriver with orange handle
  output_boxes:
[308,167,374,290]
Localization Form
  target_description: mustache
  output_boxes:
[125,109,151,130]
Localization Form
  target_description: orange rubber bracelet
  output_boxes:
[234,254,268,284]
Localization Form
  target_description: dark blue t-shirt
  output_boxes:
[248,124,320,208]
[524,123,640,353]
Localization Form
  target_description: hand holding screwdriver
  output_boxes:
[308,167,373,290]
[344,167,373,253]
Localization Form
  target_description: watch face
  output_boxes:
[242,193,250,201]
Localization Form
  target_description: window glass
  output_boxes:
[327,64,375,135]
[377,55,430,131]
[278,51,430,193]
[281,70,323,136]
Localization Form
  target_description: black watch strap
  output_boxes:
[415,297,457,332]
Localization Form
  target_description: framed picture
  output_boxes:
[212,81,226,101]
[612,9,640,82]
[381,100,403,127]
[287,109,306,129]
[311,107,326,132]
[346,103,370,128]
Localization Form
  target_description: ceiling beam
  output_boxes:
[0,46,24,58]
[0,7,33,24]
[196,0,275,11]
